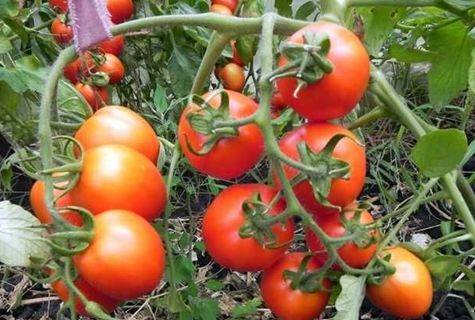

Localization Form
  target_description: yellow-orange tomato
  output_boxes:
[366,246,433,319]
[210,4,233,15]
[219,62,245,92]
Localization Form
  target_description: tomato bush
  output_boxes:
[260,252,331,320]
[276,21,370,122]
[73,209,165,301]
[202,183,294,272]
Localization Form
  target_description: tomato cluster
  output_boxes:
[30,106,166,316]
[49,0,131,111]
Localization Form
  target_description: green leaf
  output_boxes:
[425,255,461,279]
[184,26,212,48]
[168,45,202,98]
[188,296,219,320]
[274,0,292,17]
[428,22,475,108]
[169,256,196,283]
[231,297,261,319]
[0,0,20,18]
[295,1,318,20]
[0,35,12,53]
[235,35,255,65]
[359,7,406,56]
[0,160,13,191]
[333,275,367,320]
[204,279,225,291]
[453,279,475,296]
[411,129,467,177]
[153,83,169,113]
[241,0,265,18]
[2,17,28,44]
[0,201,50,267]
[388,44,434,63]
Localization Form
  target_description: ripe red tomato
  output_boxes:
[366,246,433,318]
[96,34,125,56]
[202,184,294,272]
[260,252,331,320]
[96,53,125,84]
[211,0,238,12]
[210,4,233,15]
[70,144,167,221]
[219,63,245,92]
[271,89,287,110]
[230,40,245,66]
[51,276,120,317]
[305,203,379,269]
[51,16,73,45]
[178,90,264,180]
[30,179,83,227]
[273,122,366,215]
[74,105,160,163]
[276,21,370,121]
[63,55,95,84]
[49,0,68,12]
[73,209,165,301]
[75,83,109,111]
[107,0,134,24]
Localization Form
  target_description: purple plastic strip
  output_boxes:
[68,0,112,55]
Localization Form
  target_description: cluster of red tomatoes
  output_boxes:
[178,22,434,320]
[48,0,132,111]
[30,106,168,316]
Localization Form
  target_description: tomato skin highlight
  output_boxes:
[73,209,165,301]
[219,62,245,92]
[202,184,294,272]
[74,105,159,163]
[70,144,167,221]
[210,4,233,15]
[211,0,238,12]
[277,21,370,122]
[29,179,83,227]
[305,203,379,269]
[178,90,264,180]
[273,122,366,215]
[260,252,331,320]
[51,276,121,317]
[75,83,109,111]
[107,0,134,23]
[366,246,434,319]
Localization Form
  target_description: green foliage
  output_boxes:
[333,275,367,320]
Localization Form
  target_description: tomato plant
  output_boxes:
[95,53,125,84]
[73,209,165,301]
[260,252,331,320]
[63,55,95,84]
[202,184,294,272]
[366,246,434,318]
[107,0,134,24]
[211,0,238,12]
[219,62,245,92]
[305,204,379,269]
[73,105,160,163]
[69,144,167,221]
[178,90,264,180]
[276,21,370,122]
[50,276,121,317]
[50,15,73,45]
[74,83,109,111]
[273,122,366,215]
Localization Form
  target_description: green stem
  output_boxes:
[456,172,475,216]
[8,18,55,41]
[348,106,391,130]
[426,231,472,254]
[320,0,347,23]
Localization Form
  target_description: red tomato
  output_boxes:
[51,276,120,317]
[219,63,245,92]
[107,0,134,24]
[271,89,287,110]
[260,252,331,320]
[202,184,294,272]
[276,21,370,121]
[305,203,379,269]
[230,40,245,66]
[273,122,366,215]
[74,105,160,163]
[73,209,165,300]
[366,246,433,318]
[75,83,109,111]
[49,0,68,12]
[96,34,125,56]
[211,0,238,12]
[51,16,73,45]
[96,53,125,84]
[70,144,167,221]
[30,179,83,227]
[210,4,233,15]
[63,55,95,84]
[178,90,264,180]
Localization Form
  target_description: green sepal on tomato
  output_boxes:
[273,122,366,215]
[260,252,331,320]
[178,90,264,180]
[73,209,165,301]
[202,184,294,272]
[276,21,370,122]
